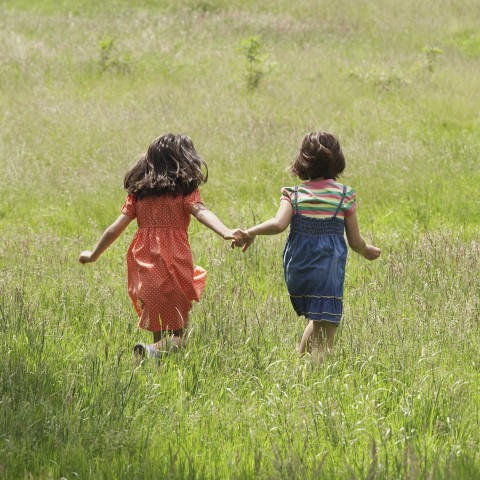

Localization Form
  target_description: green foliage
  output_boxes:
[421,46,443,72]
[239,36,276,90]
[97,34,131,74]
[1,230,480,479]
[450,29,480,58]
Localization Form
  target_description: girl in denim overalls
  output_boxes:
[232,131,381,362]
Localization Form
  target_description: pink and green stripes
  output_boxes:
[281,179,356,220]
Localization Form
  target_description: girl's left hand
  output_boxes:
[228,228,245,247]
[364,245,381,261]
[222,230,237,241]
[230,229,255,252]
[79,250,95,264]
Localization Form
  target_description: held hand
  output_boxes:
[240,234,255,252]
[229,228,247,248]
[231,228,247,246]
[230,229,255,252]
[363,245,381,261]
[222,229,247,250]
[79,250,95,264]
[222,230,236,241]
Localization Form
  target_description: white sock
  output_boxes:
[146,344,157,357]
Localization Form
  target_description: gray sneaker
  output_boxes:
[133,343,164,358]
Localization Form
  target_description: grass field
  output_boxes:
[1,0,479,478]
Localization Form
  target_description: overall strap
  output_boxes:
[333,185,347,218]
[293,186,299,214]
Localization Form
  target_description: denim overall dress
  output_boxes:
[282,185,348,324]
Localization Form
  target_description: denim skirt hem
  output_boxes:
[290,295,343,324]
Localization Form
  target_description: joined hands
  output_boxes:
[226,229,255,252]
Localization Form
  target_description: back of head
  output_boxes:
[289,131,345,181]
[124,133,208,198]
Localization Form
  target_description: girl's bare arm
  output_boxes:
[191,203,234,239]
[344,211,381,260]
[79,213,133,263]
[233,200,293,252]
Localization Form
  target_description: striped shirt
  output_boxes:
[281,179,356,220]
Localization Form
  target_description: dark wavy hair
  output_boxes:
[124,134,208,199]
[289,131,345,181]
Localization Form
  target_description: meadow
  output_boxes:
[1,0,479,478]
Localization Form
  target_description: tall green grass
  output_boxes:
[1,0,479,478]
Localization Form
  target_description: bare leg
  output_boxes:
[152,328,188,353]
[299,321,314,356]
[310,321,337,364]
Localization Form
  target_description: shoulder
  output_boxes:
[330,181,356,198]
[281,184,303,195]
[184,187,203,207]
[121,193,137,218]
[335,182,357,215]
[344,184,356,200]
[280,185,300,203]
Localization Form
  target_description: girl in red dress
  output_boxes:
[79,134,233,357]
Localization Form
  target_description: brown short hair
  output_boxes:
[289,131,345,180]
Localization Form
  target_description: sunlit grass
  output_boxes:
[1,0,479,478]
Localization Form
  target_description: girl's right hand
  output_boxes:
[363,245,381,261]
[231,229,255,252]
[79,250,95,264]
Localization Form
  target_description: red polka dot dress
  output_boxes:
[121,189,207,332]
